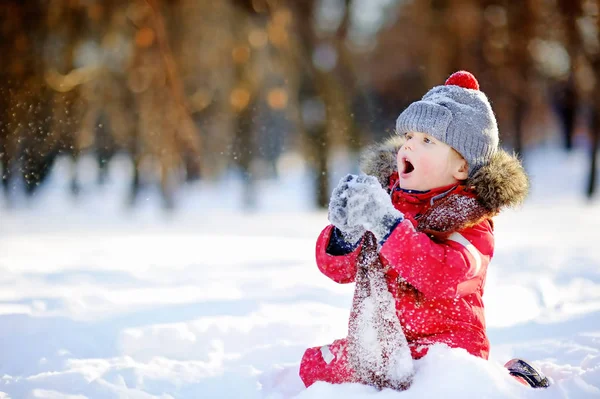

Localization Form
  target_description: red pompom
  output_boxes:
[444,71,480,90]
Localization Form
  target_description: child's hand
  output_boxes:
[345,175,404,244]
[328,174,366,243]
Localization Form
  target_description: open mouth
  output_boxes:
[402,158,415,174]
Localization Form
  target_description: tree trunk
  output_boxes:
[286,0,331,208]
[557,0,583,151]
[559,78,577,151]
[587,96,600,198]
[505,0,535,156]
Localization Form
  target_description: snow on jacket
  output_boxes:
[315,136,529,360]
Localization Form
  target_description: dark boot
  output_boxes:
[505,358,551,388]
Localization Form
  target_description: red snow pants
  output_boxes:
[300,232,416,390]
[299,338,357,387]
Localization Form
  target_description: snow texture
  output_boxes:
[0,147,600,398]
[347,232,414,390]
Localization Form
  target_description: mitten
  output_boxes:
[345,175,404,244]
[328,174,367,244]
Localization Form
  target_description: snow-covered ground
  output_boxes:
[1,146,599,398]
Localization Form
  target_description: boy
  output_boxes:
[299,71,530,388]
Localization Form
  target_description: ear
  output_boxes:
[453,158,469,181]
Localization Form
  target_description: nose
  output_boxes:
[403,140,412,151]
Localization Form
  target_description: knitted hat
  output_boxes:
[395,71,499,177]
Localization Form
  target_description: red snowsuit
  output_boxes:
[299,178,494,387]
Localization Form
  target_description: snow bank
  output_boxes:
[0,147,599,398]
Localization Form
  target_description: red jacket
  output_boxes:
[315,180,494,360]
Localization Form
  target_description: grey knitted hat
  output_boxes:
[395,71,498,177]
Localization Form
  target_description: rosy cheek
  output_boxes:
[418,162,432,176]
[417,157,438,178]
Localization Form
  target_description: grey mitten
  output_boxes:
[345,175,404,243]
[328,174,367,243]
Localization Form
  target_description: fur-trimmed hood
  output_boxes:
[360,136,529,215]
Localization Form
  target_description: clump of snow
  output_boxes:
[347,233,413,391]
[270,343,600,399]
[403,344,541,398]
[259,364,306,399]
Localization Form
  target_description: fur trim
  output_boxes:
[360,137,529,213]
[359,136,404,189]
[467,150,529,213]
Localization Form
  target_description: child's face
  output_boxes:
[396,131,468,191]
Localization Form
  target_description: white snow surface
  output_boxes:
[0,146,600,398]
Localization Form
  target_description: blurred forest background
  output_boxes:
[1,0,600,210]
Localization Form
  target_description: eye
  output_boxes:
[423,137,434,144]
[405,133,413,140]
